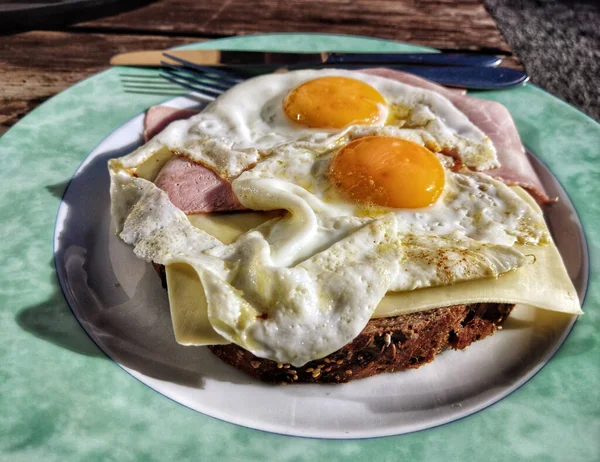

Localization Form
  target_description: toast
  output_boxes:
[209,303,514,384]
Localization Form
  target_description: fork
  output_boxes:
[119,56,246,98]
[154,52,529,96]
[159,54,246,98]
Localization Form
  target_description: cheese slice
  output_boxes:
[133,147,174,181]
[375,241,581,317]
[165,262,229,345]
[165,187,582,346]
[187,211,281,245]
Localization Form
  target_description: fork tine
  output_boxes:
[121,81,181,89]
[123,88,186,95]
[160,61,233,91]
[119,72,164,80]
[159,71,219,98]
[160,68,225,97]
[163,53,245,84]
[121,76,178,87]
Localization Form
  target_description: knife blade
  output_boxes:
[318,65,529,90]
[110,49,502,68]
[397,66,528,90]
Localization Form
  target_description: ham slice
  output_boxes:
[145,106,245,213]
[154,156,244,214]
[144,106,199,142]
[144,106,245,213]
[361,68,552,203]
[450,96,552,204]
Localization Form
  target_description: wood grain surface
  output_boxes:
[0,0,515,135]
[0,31,200,134]
[71,0,511,51]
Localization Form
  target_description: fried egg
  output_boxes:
[109,69,549,366]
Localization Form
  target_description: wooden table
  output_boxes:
[0,0,518,136]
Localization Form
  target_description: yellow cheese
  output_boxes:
[187,211,280,245]
[165,262,229,345]
[134,147,174,181]
[374,241,581,317]
[165,187,582,345]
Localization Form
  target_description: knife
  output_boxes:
[110,49,502,68]
[325,65,529,90]
[156,52,529,91]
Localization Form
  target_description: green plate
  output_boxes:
[1,34,599,461]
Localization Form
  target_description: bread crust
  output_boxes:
[154,263,514,384]
[209,303,514,384]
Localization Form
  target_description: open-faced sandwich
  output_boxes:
[108,69,582,384]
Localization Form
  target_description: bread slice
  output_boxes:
[209,303,514,384]
[154,264,514,384]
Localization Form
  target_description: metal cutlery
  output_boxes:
[111,49,503,68]
[117,51,527,96]
[156,53,528,94]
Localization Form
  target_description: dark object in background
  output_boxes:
[485,0,599,121]
[0,0,155,34]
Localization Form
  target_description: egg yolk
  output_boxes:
[330,136,445,209]
[283,77,386,129]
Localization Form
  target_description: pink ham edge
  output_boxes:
[154,156,245,214]
[143,106,200,142]
[144,106,245,213]
[361,68,553,204]
[361,68,468,99]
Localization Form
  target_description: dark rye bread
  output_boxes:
[154,264,514,384]
[209,303,514,384]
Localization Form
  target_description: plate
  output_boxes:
[54,92,587,438]
[2,34,599,460]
